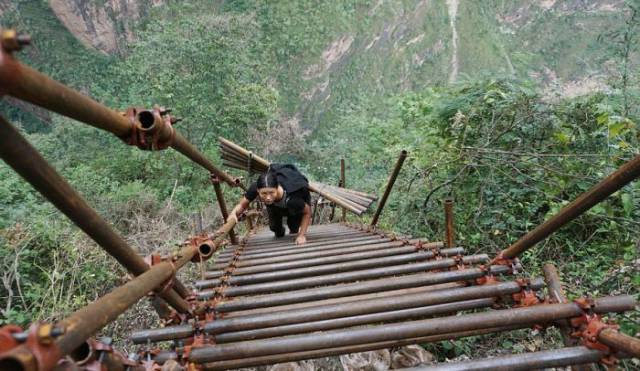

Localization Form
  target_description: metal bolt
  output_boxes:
[11,332,28,343]
[98,336,113,345]
[1,29,31,52]
[50,326,66,337]
[36,323,65,344]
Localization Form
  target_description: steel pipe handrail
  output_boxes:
[0,244,202,371]
[0,115,191,313]
[496,153,640,260]
[0,41,240,188]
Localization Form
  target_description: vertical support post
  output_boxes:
[311,196,319,225]
[210,175,238,245]
[340,158,346,222]
[371,150,408,227]
[329,201,336,222]
[444,198,455,248]
[542,264,592,371]
[0,115,191,312]
[197,211,203,234]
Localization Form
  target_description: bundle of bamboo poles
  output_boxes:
[219,137,377,215]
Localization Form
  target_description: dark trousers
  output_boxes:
[267,206,302,237]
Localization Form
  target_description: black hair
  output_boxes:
[256,171,278,189]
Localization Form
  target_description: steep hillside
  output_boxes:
[255,0,630,131]
[1,1,633,134]
[1,2,638,360]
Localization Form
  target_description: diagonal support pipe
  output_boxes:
[371,150,407,226]
[0,115,190,313]
[495,153,640,261]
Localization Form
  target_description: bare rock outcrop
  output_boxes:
[48,0,163,55]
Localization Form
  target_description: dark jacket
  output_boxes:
[244,164,311,210]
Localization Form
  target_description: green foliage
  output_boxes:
[308,78,640,344]
[0,0,639,361]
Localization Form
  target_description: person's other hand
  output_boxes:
[227,213,238,225]
[295,235,307,245]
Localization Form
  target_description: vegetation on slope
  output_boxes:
[0,0,638,363]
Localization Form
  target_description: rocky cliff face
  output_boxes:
[48,0,163,55]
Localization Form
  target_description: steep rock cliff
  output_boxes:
[48,0,163,55]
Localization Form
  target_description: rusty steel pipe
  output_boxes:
[211,179,238,245]
[541,264,592,371]
[241,230,369,247]
[189,295,635,363]
[542,263,582,352]
[224,283,464,318]
[405,346,605,371]
[341,158,346,221]
[371,150,408,226]
[444,198,455,248]
[218,232,379,255]
[496,153,640,260]
[212,239,438,269]
[214,235,388,262]
[238,233,372,251]
[210,265,513,312]
[245,224,353,240]
[204,278,543,335]
[199,327,524,370]
[232,230,368,245]
[132,298,494,345]
[134,278,540,344]
[198,248,463,288]
[599,328,640,358]
[0,115,190,314]
[0,254,189,371]
[214,237,380,262]
[199,254,488,298]
[0,47,240,188]
[157,320,524,369]
[215,298,495,343]
[206,243,453,279]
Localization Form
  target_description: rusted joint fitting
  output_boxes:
[138,350,162,371]
[144,254,164,267]
[213,285,228,301]
[204,309,216,322]
[0,322,64,370]
[0,325,23,353]
[120,106,177,150]
[474,265,500,285]
[490,252,520,274]
[209,174,221,185]
[143,254,177,296]
[1,29,30,53]
[432,249,443,261]
[190,239,217,263]
[182,333,207,361]
[512,279,542,308]
[71,337,117,367]
[570,297,620,365]
[449,254,466,271]
[163,311,189,326]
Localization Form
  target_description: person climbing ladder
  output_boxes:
[227,164,312,245]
